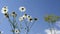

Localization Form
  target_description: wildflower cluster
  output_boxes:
[19,14,37,22]
[45,15,60,23]
[1,6,38,34]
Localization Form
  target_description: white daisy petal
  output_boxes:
[14,29,20,34]
[22,14,27,19]
[27,15,31,19]
[28,18,33,22]
[19,17,24,22]
[19,6,26,12]
[1,6,8,14]
[26,15,33,22]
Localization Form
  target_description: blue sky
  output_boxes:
[0,0,60,34]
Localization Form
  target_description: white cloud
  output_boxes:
[45,29,60,34]
[55,21,60,27]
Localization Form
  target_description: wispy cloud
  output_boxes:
[55,21,60,27]
[45,29,60,34]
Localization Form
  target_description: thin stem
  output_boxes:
[25,21,36,34]
[30,21,35,29]
[8,18,14,29]
[13,32,15,34]
[52,23,56,34]
[25,22,29,34]
[13,16,15,29]
[26,26,29,34]
[20,22,22,30]
[49,23,52,34]
[8,18,15,34]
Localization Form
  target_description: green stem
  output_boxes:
[20,22,22,30]
[52,23,56,34]
[8,18,13,29]
[13,32,15,34]
[13,16,15,28]
[13,16,16,34]
[30,22,35,29]
[25,22,29,34]
[49,23,52,34]
[26,26,29,34]
[8,18,15,34]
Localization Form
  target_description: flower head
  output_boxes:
[26,15,33,22]
[28,17,33,22]
[22,14,27,19]
[28,18,33,22]
[19,17,24,22]
[11,11,17,17]
[19,6,26,12]
[34,18,38,21]
[1,6,8,14]
[27,15,31,19]
[4,13,9,18]
[27,15,33,22]
[14,29,20,34]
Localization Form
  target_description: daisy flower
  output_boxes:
[14,29,20,34]
[29,18,33,22]
[34,18,38,21]
[27,15,31,19]
[19,17,24,22]
[1,6,8,14]
[27,15,33,22]
[4,13,9,18]
[28,18,33,22]
[19,6,26,12]
[22,14,27,19]
[11,11,17,17]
